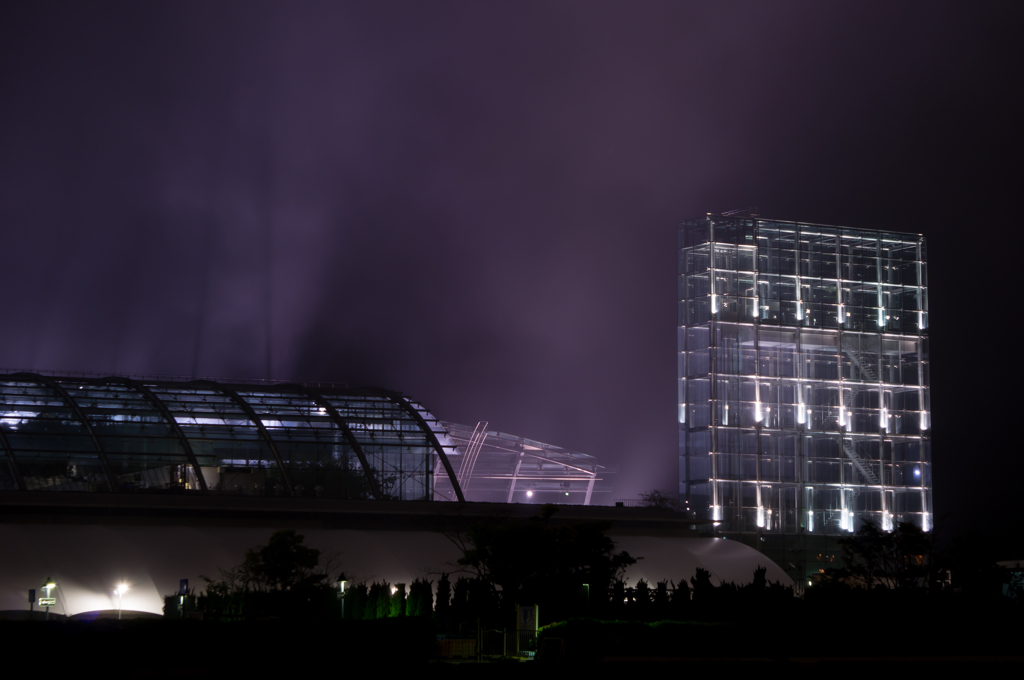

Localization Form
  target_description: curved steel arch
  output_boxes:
[189,380,295,497]
[386,392,465,503]
[278,384,384,500]
[11,372,117,493]
[0,421,26,491]
[96,376,208,493]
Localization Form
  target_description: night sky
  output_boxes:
[1,2,1021,540]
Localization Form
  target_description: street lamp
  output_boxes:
[42,578,56,621]
[115,583,128,620]
[337,580,348,619]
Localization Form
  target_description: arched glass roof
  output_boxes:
[0,372,463,501]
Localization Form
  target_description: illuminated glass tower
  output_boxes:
[678,215,931,537]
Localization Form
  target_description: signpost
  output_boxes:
[41,579,56,620]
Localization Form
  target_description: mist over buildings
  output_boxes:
[1,2,1020,522]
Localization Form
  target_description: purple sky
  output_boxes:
[1,2,1021,537]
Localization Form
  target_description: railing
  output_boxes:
[438,629,537,659]
[615,499,662,507]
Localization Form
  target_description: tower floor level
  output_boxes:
[678,215,931,536]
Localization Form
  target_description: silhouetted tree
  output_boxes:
[366,582,389,620]
[670,579,691,618]
[635,579,651,612]
[345,583,368,620]
[198,530,336,620]
[639,489,677,510]
[835,521,931,590]
[406,579,432,617]
[690,568,715,604]
[456,505,637,621]
[434,573,451,626]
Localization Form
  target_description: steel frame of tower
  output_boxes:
[678,215,931,536]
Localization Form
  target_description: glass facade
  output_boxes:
[0,373,458,501]
[678,216,931,535]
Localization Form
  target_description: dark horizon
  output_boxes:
[2,2,1022,543]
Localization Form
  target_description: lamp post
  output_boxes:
[337,580,348,619]
[116,583,128,620]
[42,579,56,621]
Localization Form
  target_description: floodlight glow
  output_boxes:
[756,506,765,528]
[116,584,128,595]
[754,401,763,422]
[838,304,845,323]
[526,490,533,498]
[711,294,718,314]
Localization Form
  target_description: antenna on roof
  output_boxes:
[721,207,760,217]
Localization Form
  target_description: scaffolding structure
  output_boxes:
[433,421,611,505]
[678,215,931,535]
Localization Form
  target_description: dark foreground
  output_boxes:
[2,613,1022,677]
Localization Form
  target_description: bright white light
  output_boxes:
[919,410,928,431]
[838,409,846,429]
[806,510,814,532]
[711,505,722,521]
[678,404,686,424]
[116,584,128,596]
[914,468,920,478]
[753,296,759,318]
[839,509,855,532]
[526,490,533,498]
[756,506,765,528]
[390,586,397,596]
[711,294,718,314]
[882,511,893,532]
[796,301,803,321]
[918,310,925,329]
[922,513,931,532]
[878,307,886,327]
[754,401,763,423]
[723,403,729,426]
[881,408,889,432]
[838,304,845,323]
